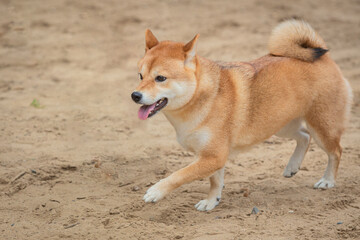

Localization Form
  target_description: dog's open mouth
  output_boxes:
[138,98,168,120]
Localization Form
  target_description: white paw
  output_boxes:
[143,182,167,203]
[283,166,299,178]
[195,198,220,211]
[283,169,299,178]
[314,178,335,189]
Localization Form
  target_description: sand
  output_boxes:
[0,0,359,239]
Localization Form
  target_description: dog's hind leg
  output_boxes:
[306,122,343,189]
[275,118,311,178]
[304,77,350,189]
[195,167,224,211]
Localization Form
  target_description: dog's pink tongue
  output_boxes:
[138,103,156,120]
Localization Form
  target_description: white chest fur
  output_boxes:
[164,109,212,153]
[176,127,211,153]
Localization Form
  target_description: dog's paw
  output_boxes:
[195,197,220,211]
[283,167,299,178]
[313,178,335,189]
[143,181,168,203]
[283,169,299,178]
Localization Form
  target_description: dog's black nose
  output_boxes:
[131,92,142,103]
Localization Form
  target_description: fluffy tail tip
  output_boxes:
[269,19,328,62]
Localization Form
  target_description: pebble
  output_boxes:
[251,207,259,215]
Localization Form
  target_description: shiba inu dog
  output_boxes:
[131,19,352,211]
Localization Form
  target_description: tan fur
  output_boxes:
[134,20,353,210]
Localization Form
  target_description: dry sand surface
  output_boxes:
[1,0,360,239]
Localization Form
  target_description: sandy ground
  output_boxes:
[0,0,359,239]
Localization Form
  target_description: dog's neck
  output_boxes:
[163,56,222,133]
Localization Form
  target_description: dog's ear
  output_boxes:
[145,29,159,52]
[183,34,199,69]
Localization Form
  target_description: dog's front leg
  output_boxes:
[195,167,224,211]
[143,152,227,205]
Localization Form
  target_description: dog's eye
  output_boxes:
[155,75,167,82]
[138,73,143,80]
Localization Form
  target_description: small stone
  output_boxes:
[288,210,294,213]
[241,188,249,197]
[102,219,110,226]
[175,235,183,239]
[337,221,343,225]
[94,160,101,168]
[251,207,259,215]
[132,186,140,191]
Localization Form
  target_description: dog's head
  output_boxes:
[131,30,199,120]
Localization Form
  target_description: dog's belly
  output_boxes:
[231,115,302,149]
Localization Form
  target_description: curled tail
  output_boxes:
[268,19,328,62]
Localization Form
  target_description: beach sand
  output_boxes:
[0,0,359,239]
